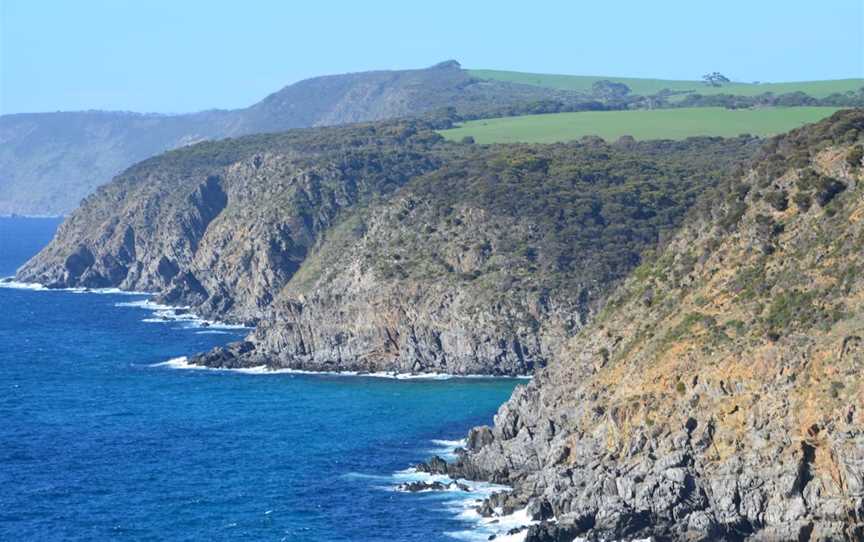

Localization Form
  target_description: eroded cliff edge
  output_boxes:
[17,120,754,375]
[439,110,864,540]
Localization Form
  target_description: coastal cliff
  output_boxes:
[440,110,864,540]
[17,121,754,375]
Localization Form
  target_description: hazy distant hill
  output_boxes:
[0,61,574,216]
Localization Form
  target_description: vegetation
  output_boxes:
[438,107,840,143]
[95,116,758,312]
[469,68,864,99]
[848,145,864,168]
[702,72,731,87]
[673,91,864,109]
[318,134,759,304]
[195,117,755,318]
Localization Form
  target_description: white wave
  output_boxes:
[73,287,149,295]
[428,438,467,460]
[115,299,177,310]
[151,356,207,370]
[151,358,301,375]
[183,320,248,330]
[331,371,529,381]
[0,279,47,291]
[431,439,467,448]
[388,466,534,541]
[153,360,530,380]
[369,372,531,380]
[0,278,147,295]
[114,299,249,331]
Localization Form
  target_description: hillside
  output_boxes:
[443,109,864,540]
[4,61,861,218]
[16,121,756,376]
[0,61,580,216]
[470,68,864,98]
[440,107,841,144]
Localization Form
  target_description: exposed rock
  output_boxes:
[450,110,864,541]
[467,426,495,451]
[18,121,753,376]
[395,480,469,493]
[414,456,449,475]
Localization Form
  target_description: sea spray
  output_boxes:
[153,356,532,380]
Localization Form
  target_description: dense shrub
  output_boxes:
[793,192,812,212]
[764,190,789,211]
[814,177,847,207]
[847,145,864,169]
[385,135,757,294]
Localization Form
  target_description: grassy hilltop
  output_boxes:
[440,106,841,143]
[470,68,864,98]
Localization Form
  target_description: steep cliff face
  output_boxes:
[447,110,864,540]
[17,120,755,375]
[18,123,442,322]
[183,137,757,376]
[0,60,585,216]
[213,195,588,375]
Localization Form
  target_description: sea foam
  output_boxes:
[390,463,535,542]
[152,358,531,380]
[0,278,147,295]
[0,286,248,332]
[428,439,467,461]
[114,299,249,330]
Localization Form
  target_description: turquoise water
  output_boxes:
[0,217,520,541]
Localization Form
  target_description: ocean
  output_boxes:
[0,217,523,541]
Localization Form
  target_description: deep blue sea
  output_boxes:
[0,217,521,541]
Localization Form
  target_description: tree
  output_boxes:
[702,72,731,87]
[591,80,631,101]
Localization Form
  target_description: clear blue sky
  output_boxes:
[1,0,862,114]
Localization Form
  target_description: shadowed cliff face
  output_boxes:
[17,120,756,376]
[446,110,864,540]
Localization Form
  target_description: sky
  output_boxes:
[1,0,862,115]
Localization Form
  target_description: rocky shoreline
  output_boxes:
[403,113,864,542]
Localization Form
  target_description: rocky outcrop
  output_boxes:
[443,110,864,540]
[395,480,471,493]
[17,120,755,376]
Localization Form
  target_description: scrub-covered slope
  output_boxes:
[447,109,864,540]
[18,120,755,375]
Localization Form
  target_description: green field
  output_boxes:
[439,107,841,144]
[469,69,864,99]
